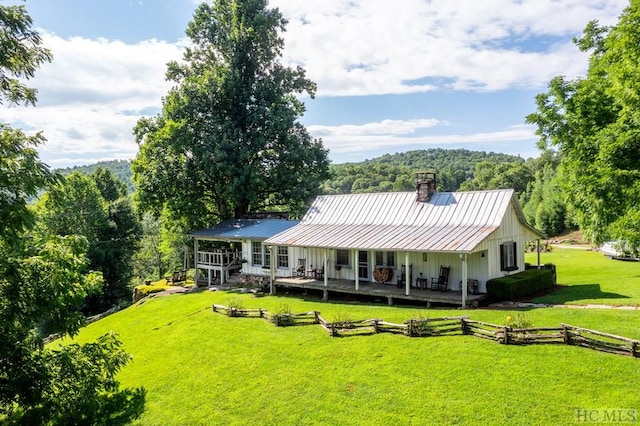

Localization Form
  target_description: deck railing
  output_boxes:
[197,249,241,267]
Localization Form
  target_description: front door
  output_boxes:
[358,250,369,281]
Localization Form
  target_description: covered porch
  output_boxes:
[272,276,488,308]
[195,248,242,285]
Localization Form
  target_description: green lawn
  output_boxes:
[525,247,640,306]
[68,291,640,425]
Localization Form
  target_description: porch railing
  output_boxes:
[197,249,241,267]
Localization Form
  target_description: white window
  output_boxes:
[336,249,350,267]
[375,251,396,268]
[500,241,518,271]
[251,241,271,267]
[277,246,288,268]
[251,242,263,266]
[264,247,271,268]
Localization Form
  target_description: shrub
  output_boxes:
[486,268,554,301]
[272,303,293,326]
[133,279,170,301]
[330,310,353,328]
[506,313,533,329]
[408,312,432,336]
[226,297,244,310]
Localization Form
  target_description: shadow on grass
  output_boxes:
[534,284,630,304]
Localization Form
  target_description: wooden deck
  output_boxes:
[273,277,488,308]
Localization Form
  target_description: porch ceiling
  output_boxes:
[264,223,498,253]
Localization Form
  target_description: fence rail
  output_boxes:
[211,304,640,359]
[405,316,469,337]
[562,323,639,357]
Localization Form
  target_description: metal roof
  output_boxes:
[265,189,542,253]
[191,218,299,241]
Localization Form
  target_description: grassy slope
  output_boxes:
[70,290,640,425]
[526,247,640,305]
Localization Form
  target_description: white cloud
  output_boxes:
[309,119,537,159]
[273,0,626,95]
[3,33,184,167]
[3,0,627,168]
[310,118,443,137]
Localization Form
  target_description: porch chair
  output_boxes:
[430,266,450,291]
[294,258,306,278]
[313,265,325,280]
[396,263,413,288]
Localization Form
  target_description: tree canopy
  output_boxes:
[527,0,640,248]
[0,4,145,422]
[0,2,52,106]
[132,0,329,229]
[324,149,527,194]
[37,170,141,313]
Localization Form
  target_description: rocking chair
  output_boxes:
[430,266,450,291]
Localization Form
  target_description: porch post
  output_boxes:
[269,245,275,295]
[323,250,328,288]
[537,239,541,269]
[194,238,199,287]
[220,253,226,284]
[323,249,329,301]
[461,253,468,308]
[354,250,359,291]
[405,252,410,296]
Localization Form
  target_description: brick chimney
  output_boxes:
[415,172,437,202]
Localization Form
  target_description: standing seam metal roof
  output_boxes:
[264,189,542,252]
[191,218,299,241]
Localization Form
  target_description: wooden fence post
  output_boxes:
[561,325,569,345]
[502,326,509,345]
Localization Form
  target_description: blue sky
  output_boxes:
[3,0,628,168]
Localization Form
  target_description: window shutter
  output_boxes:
[500,243,506,270]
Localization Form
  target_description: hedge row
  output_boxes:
[486,267,555,300]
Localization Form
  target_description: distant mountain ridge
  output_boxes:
[55,160,134,193]
[324,149,524,194]
[55,149,524,195]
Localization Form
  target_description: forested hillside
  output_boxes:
[57,149,525,196]
[56,159,134,192]
[323,148,524,194]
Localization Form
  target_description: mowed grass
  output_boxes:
[68,291,640,425]
[525,247,640,305]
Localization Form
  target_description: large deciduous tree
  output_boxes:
[527,0,640,249]
[1,4,145,422]
[132,0,329,230]
[0,2,52,106]
[37,170,141,313]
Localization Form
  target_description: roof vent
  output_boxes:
[415,172,437,202]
